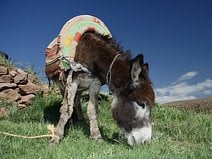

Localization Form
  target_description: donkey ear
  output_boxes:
[142,63,149,80]
[131,54,144,86]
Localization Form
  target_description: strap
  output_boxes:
[106,54,121,92]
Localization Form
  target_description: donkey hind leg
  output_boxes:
[49,78,79,144]
[75,93,84,121]
[87,78,102,141]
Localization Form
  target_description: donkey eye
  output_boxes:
[137,101,146,108]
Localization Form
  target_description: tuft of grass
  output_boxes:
[0,94,211,159]
[0,55,16,68]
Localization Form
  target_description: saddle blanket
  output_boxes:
[45,15,112,78]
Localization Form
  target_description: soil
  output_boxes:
[163,96,212,114]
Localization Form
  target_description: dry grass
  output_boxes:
[164,96,212,114]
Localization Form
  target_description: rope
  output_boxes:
[106,54,121,90]
[0,133,53,139]
[0,124,59,139]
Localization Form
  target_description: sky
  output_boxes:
[0,0,212,103]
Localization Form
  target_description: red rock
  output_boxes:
[0,89,21,102]
[14,73,28,84]
[16,68,27,74]
[0,83,17,91]
[9,70,18,77]
[0,74,12,83]
[0,66,8,75]
[18,94,35,105]
[18,104,27,108]
[18,82,40,95]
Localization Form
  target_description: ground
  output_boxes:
[164,96,212,114]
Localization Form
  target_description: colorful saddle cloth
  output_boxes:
[45,15,112,78]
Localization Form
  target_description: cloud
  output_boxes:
[155,72,212,104]
[177,71,198,82]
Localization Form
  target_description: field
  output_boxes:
[0,93,211,159]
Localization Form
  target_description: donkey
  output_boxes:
[49,31,155,146]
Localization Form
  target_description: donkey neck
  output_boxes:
[106,54,121,84]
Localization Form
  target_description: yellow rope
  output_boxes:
[0,124,58,139]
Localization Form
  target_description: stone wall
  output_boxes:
[0,65,42,108]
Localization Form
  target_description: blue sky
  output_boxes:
[1,0,212,103]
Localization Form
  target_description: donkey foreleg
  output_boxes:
[50,78,79,144]
[87,79,102,141]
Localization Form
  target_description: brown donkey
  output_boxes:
[49,31,155,146]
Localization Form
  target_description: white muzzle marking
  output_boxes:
[125,124,152,146]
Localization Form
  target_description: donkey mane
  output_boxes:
[82,30,131,58]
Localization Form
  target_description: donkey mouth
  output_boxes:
[125,125,152,146]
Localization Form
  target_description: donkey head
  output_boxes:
[112,54,155,146]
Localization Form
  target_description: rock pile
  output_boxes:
[0,65,42,108]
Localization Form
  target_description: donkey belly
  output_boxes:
[52,72,98,95]
[74,72,97,92]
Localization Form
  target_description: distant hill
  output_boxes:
[163,96,212,114]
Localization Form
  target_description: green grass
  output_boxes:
[0,93,211,159]
[0,55,14,67]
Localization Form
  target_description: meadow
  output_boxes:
[0,92,211,159]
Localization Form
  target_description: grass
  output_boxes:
[0,55,15,68]
[0,93,211,159]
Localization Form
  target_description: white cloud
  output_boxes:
[177,71,198,82]
[155,95,196,104]
[155,76,212,104]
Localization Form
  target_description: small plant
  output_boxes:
[0,54,9,66]
[19,63,38,76]
[0,54,17,68]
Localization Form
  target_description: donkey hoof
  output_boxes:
[48,136,61,146]
[96,138,103,142]
[90,135,103,142]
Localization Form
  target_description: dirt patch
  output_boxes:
[163,96,212,114]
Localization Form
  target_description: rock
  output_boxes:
[14,73,28,84]
[19,82,40,95]
[0,107,8,118]
[0,74,12,83]
[18,94,35,105]
[0,66,8,75]
[9,70,18,77]
[0,89,21,102]
[0,92,7,100]
[18,104,27,108]
[15,87,21,94]
[0,65,41,108]
[16,68,26,75]
[0,83,17,91]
